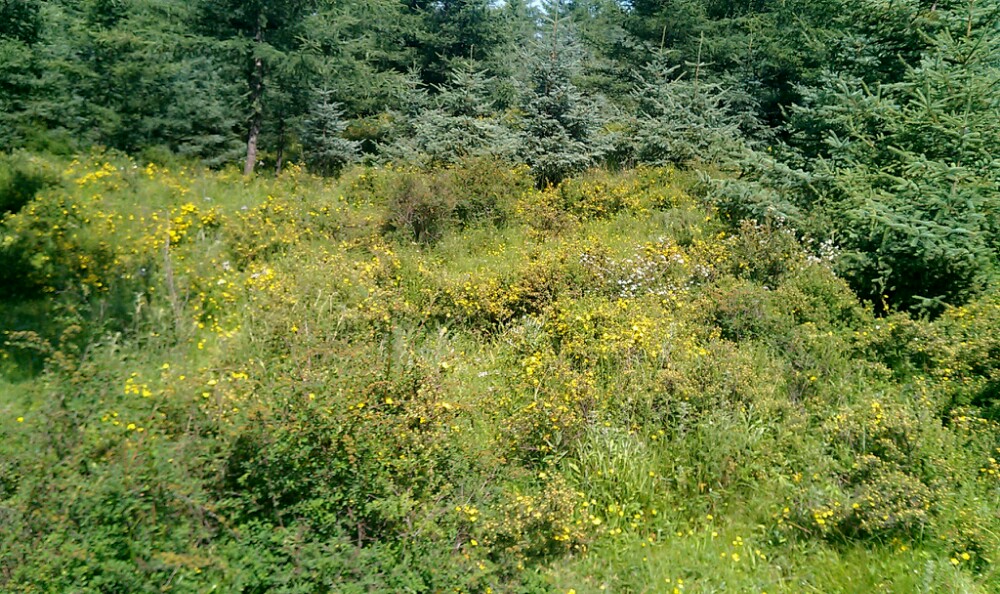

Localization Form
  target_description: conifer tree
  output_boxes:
[519,2,612,186]
[196,0,322,175]
[0,0,41,44]
[301,90,361,176]
[299,0,420,118]
[630,47,745,166]
[382,64,521,166]
[161,55,244,167]
[408,0,509,86]
[0,0,42,150]
[792,5,1000,313]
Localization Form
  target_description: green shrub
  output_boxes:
[725,219,805,286]
[775,264,867,330]
[223,360,467,537]
[703,278,794,343]
[0,152,60,215]
[450,159,532,228]
[379,169,457,243]
[377,161,534,242]
[0,153,62,298]
[786,399,944,542]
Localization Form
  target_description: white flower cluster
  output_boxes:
[804,237,839,267]
[580,239,701,298]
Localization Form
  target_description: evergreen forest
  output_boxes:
[2,0,1000,591]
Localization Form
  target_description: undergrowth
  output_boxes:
[1,153,998,592]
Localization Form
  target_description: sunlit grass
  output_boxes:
[1,152,997,592]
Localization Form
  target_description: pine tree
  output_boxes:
[519,3,612,186]
[630,47,746,166]
[301,90,361,176]
[382,64,521,166]
[196,0,323,175]
[299,0,420,118]
[0,0,41,150]
[408,0,510,87]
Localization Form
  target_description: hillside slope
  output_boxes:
[1,154,998,592]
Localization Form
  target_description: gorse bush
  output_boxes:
[3,1,1000,591]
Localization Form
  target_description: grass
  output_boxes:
[0,152,998,592]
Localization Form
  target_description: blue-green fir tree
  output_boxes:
[518,1,612,186]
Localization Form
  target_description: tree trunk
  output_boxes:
[244,27,265,176]
[244,109,261,176]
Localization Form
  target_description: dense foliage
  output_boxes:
[1,154,999,592]
[2,0,1000,590]
[1,0,998,313]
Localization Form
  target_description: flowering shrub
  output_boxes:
[2,153,998,592]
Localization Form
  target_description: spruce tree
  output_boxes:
[0,0,42,44]
[630,47,746,166]
[519,3,611,186]
[301,90,361,176]
[794,5,1000,313]
[382,64,521,166]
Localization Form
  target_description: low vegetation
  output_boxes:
[1,153,998,592]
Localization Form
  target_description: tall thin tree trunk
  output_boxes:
[244,26,264,176]
[244,110,261,176]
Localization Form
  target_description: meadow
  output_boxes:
[1,152,998,592]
